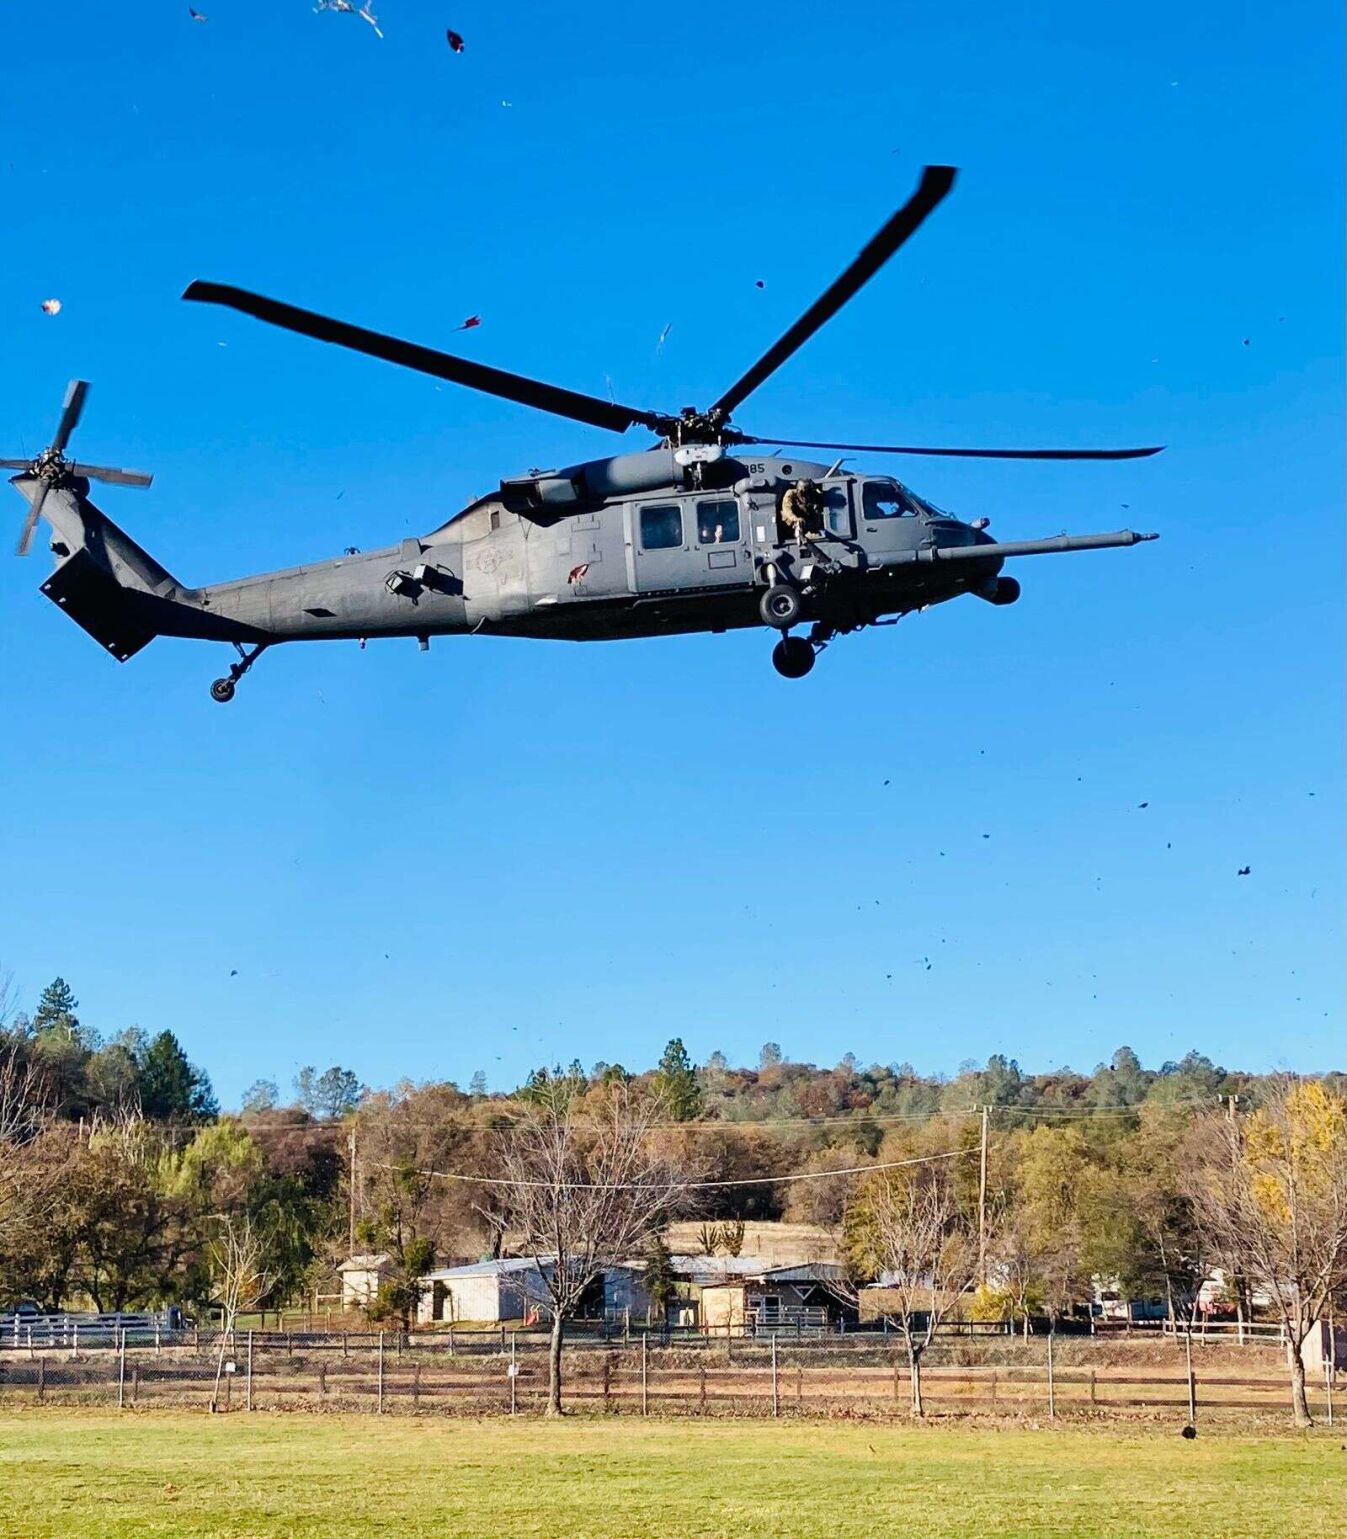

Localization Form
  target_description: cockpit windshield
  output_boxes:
[861,480,918,519]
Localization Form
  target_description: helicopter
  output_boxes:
[6,165,1160,701]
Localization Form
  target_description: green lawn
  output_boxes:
[0,1414,1337,1539]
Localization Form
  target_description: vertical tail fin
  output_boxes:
[12,475,182,662]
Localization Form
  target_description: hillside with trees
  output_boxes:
[2,971,1343,1423]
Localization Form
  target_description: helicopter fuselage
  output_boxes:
[188,452,1010,648]
[15,441,1153,696]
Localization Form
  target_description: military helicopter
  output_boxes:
[6,166,1160,700]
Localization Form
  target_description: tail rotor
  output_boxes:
[3,380,153,555]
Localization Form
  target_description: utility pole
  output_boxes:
[348,1129,357,1256]
[977,1105,990,1283]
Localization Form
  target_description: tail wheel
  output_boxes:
[760,585,802,630]
[772,637,815,679]
[210,678,237,704]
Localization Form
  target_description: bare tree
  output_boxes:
[0,967,16,1033]
[991,1208,1040,1338]
[0,1055,67,1280]
[207,1211,278,1411]
[0,1051,45,1146]
[859,1164,980,1417]
[1186,1080,1347,1426]
[489,1083,692,1414]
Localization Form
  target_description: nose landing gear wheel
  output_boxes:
[772,636,816,679]
[210,678,237,704]
[760,584,802,630]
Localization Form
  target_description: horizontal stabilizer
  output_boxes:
[41,549,157,662]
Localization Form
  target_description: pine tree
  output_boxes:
[138,1031,218,1122]
[654,1038,703,1122]
[32,977,81,1040]
[644,1230,678,1322]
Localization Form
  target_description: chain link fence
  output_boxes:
[0,1329,1334,1422]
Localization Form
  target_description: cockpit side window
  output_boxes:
[696,499,740,545]
[862,481,915,520]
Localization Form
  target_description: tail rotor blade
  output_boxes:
[68,464,154,487]
[50,380,89,457]
[15,481,48,556]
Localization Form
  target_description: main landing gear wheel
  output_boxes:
[210,678,236,703]
[772,636,816,679]
[760,584,802,630]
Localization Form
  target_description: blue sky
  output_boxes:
[1,1,1341,1106]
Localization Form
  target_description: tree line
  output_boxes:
[2,974,1343,1422]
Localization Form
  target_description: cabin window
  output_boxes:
[696,499,739,545]
[862,481,915,520]
[640,503,684,551]
[489,510,501,531]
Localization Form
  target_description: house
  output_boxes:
[338,1253,391,1310]
[618,1254,854,1331]
[416,1258,552,1325]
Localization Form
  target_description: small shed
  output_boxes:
[338,1253,391,1309]
[416,1258,552,1325]
[658,1256,853,1331]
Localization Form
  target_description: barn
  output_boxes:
[415,1258,552,1325]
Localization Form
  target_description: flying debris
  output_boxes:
[454,315,481,332]
[189,6,208,19]
[657,323,672,353]
[40,298,61,316]
[314,0,383,38]
[1237,866,1251,877]
[755,280,765,289]
[1137,801,1149,809]
[446,28,465,51]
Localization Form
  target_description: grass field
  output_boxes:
[0,1415,1339,1539]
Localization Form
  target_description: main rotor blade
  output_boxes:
[68,463,154,487]
[738,435,1164,460]
[0,459,34,471]
[51,380,89,456]
[15,481,48,556]
[184,281,665,436]
[711,165,958,421]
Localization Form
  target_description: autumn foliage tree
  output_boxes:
[1187,1080,1347,1426]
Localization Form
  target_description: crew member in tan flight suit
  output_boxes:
[779,478,824,543]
